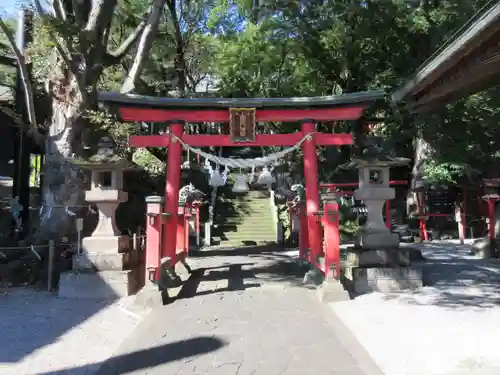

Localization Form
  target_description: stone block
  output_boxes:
[346,247,410,267]
[58,269,140,299]
[133,283,169,308]
[85,189,128,202]
[316,279,350,302]
[343,266,423,294]
[303,267,324,286]
[355,186,395,201]
[471,237,498,259]
[82,235,130,253]
[355,231,399,249]
[72,251,138,271]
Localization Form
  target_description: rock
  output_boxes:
[471,237,496,258]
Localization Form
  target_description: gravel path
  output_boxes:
[0,288,151,375]
[331,241,500,375]
[95,246,384,375]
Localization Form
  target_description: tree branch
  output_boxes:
[0,15,38,134]
[33,0,72,68]
[52,0,67,22]
[84,0,118,44]
[104,16,148,65]
[166,0,187,96]
[120,0,166,94]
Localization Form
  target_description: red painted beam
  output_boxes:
[320,180,408,189]
[129,133,353,148]
[120,106,366,123]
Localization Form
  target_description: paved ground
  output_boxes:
[0,288,150,375]
[95,246,384,375]
[332,241,500,375]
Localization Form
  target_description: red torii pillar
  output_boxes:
[301,121,322,264]
[163,122,184,264]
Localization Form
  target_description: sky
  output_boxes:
[1,0,28,15]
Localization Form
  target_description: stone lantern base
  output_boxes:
[355,229,399,249]
[342,244,424,295]
[59,195,142,300]
[343,266,423,294]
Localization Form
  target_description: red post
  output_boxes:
[184,207,191,255]
[488,199,495,242]
[299,205,309,260]
[176,206,186,258]
[419,217,428,241]
[301,121,322,264]
[195,204,200,248]
[323,202,340,279]
[461,189,467,243]
[385,200,391,229]
[163,122,184,265]
[145,196,164,282]
[456,190,466,244]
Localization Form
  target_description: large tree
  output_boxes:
[1,0,167,240]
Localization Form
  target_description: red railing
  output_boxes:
[320,180,408,229]
[144,198,202,285]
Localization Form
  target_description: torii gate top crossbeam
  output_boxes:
[98,90,384,148]
[98,90,384,123]
[99,90,384,109]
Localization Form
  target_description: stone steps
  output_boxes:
[213,190,276,246]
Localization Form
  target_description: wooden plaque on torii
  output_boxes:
[229,108,256,142]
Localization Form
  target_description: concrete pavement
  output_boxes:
[95,246,385,375]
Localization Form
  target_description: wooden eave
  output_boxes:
[392,0,500,112]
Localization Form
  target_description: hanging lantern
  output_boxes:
[256,166,275,186]
[232,174,250,193]
[209,171,225,187]
[209,166,225,187]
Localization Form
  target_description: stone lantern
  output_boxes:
[353,157,407,248]
[59,136,138,299]
[83,137,131,249]
[342,144,424,294]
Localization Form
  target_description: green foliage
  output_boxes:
[132,148,165,176]
[0,17,16,88]
[9,0,500,189]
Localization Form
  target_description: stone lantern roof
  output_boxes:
[342,136,411,169]
[70,136,135,170]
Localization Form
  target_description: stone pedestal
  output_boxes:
[344,267,423,294]
[59,137,140,299]
[317,267,350,303]
[343,160,424,295]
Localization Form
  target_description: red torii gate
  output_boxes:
[98,90,384,280]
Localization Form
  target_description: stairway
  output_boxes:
[212,189,277,248]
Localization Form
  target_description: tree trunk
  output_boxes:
[33,84,88,242]
[407,137,433,216]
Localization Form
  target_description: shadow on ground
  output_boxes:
[0,288,117,363]
[177,244,311,300]
[36,336,226,375]
[383,242,500,309]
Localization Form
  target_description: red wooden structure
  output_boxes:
[287,200,341,278]
[415,187,468,243]
[99,90,384,284]
[320,180,408,229]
